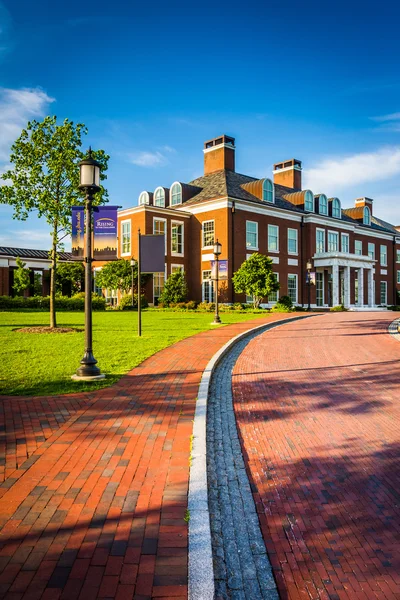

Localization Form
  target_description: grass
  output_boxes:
[0,309,268,397]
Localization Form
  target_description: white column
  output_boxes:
[332,264,339,307]
[358,267,364,307]
[368,268,374,307]
[344,266,351,308]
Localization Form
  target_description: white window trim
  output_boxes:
[202,219,215,250]
[171,263,184,274]
[268,224,279,253]
[368,242,375,260]
[139,191,150,206]
[380,244,388,267]
[354,240,363,256]
[287,228,298,255]
[397,270,400,285]
[153,217,167,255]
[288,273,298,305]
[327,230,339,253]
[341,233,349,253]
[154,186,166,208]
[246,220,259,251]
[121,219,131,257]
[316,228,326,254]
[153,264,167,301]
[171,220,184,257]
[170,181,182,206]
[263,179,275,204]
[396,250,400,263]
[380,281,387,305]
[268,272,279,304]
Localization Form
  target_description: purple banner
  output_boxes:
[72,207,84,258]
[211,259,228,280]
[140,235,166,273]
[93,206,118,261]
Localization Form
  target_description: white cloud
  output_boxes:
[0,87,55,162]
[370,112,400,122]
[304,147,400,194]
[128,150,169,168]
[0,228,53,249]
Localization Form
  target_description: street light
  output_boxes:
[306,259,312,312]
[212,239,222,324]
[130,258,136,308]
[72,148,104,380]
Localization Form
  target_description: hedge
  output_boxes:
[0,294,106,311]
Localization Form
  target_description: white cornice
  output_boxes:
[118,205,192,219]
[203,144,235,154]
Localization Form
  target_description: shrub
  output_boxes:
[159,271,188,306]
[0,294,106,311]
[198,302,215,312]
[118,294,148,310]
[330,305,348,312]
[271,304,292,313]
[278,295,293,309]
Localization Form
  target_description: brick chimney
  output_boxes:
[355,197,373,215]
[273,158,302,189]
[204,135,235,175]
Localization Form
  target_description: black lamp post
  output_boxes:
[212,239,222,324]
[130,258,136,308]
[306,259,312,312]
[72,148,104,380]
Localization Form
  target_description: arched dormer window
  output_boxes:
[318,194,328,216]
[139,191,149,206]
[304,190,314,212]
[170,182,182,206]
[154,187,165,207]
[332,198,341,219]
[262,179,274,203]
[363,206,371,226]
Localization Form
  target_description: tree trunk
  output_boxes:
[50,222,57,328]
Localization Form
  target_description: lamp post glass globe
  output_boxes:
[79,148,101,190]
[214,239,222,256]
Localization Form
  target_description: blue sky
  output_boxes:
[1,0,400,249]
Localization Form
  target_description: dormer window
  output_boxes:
[332,198,341,219]
[170,182,182,206]
[318,194,328,216]
[304,190,314,212]
[262,179,274,203]
[139,192,149,205]
[154,187,165,208]
[363,206,371,226]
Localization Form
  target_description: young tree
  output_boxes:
[13,256,31,296]
[159,270,188,306]
[56,261,84,296]
[95,259,150,295]
[232,253,280,308]
[0,116,109,328]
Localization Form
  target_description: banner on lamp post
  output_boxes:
[93,206,118,260]
[140,235,166,273]
[210,260,228,280]
[72,207,84,258]
[306,271,316,285]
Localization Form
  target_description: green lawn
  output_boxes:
[0,310,268,397]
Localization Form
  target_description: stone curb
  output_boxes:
[388,317,400,341]
[188,314,317,600]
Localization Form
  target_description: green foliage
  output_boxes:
[387,305,400,311]
[159,271,188,306]
[95,259,150,295]
[118,294,149,310]
[56,261,84,295]
[271,304,292,313]
[13,256,31,295]
[232,253,280,309]
[0,294,106,311]
[197,302,215,312]
[277,295,293,309]
[330,305,348,312]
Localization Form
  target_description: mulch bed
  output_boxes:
[15,327,83,334]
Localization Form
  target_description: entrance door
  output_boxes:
[327,274,333,307]
[316,272,324,307]
[340,270,344,305]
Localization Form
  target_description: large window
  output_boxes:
[363,206,371,225]
[380,281,387,305]
[287,274,298,304]
[171,223,184,255]
[341,233,349,254]
[139,191,149,205]
[380,244,387,266]
[368,243,375,260]
[154,187,165,207]
[268,224,279,252]
[121,220,131,255]
[316,229,325,254]
[355,240,362,256]
[332,198,341,219]
[246,221,258,249]
[202,270,214,303]
[287,228,298,254]
[397,271,400,284]
[304,191,314,212]
[316,272,324,307]
[153,218,166,254]
[318,194,328,216]
[263,179,274,203]
[171,182,182,206]
[328,231,339,252]
[397,249,400,263]
[153,269,165,303]
[268,273,279,303]
[202,220,215,248]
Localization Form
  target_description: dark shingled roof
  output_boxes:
[0,247,74,261]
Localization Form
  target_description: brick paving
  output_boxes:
[0,313,298,600]
[233,312,400,600]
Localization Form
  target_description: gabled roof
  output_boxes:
[0,247,74,261]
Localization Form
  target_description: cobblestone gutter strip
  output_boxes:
[388,317,400,341]
[188,315,316,600]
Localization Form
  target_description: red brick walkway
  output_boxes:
[233,312,400,600]
[0,314,296,600]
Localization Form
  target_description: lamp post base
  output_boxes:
[71,373,106,381]
[212,316,222,325]
[72,351,104,381]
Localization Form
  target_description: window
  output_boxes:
[380,281,387,305]
[202,271,214,303]
[397,249,400,263]
[139,191,149,205]
[246,221,258,249]
[153,218,166,254]
[332,198,341,219]
[268,224,279,252]
[121,220,131,255]
[368,243,375,260]
[380,244,387,266]
[363,206,371,225]
[105,288,118,306]
[355,240,362,256]
[318,194,328,216]
[171,182,182,206]
[304,190,314,212]
[202,220,215,248]
[153,268,166,303]
[316,272,324,306]
[316,229,325,254]
[268,273,279,303]
[341,233,349,253]
[328,231,339,252]
[154,187,165,207]
[171,265,184,274]
[397,271,400,284]
[287,228,298,254]
[262,179,274,203]
[287,274,298,304]
[171,222,184,255]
